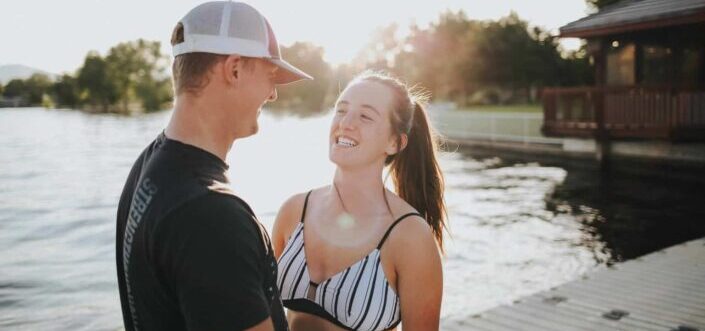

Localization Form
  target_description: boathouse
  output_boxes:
[542,0,705,142]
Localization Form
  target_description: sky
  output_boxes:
[0,0,590,75]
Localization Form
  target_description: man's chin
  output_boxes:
[248,120,259,136]
[234,123,259,139]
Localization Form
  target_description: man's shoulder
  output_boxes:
[170,191,256,228]
[158,191,271,257]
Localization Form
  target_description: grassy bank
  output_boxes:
[458,104,542,113]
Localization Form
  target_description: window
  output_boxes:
[606,42,635,86]
[641,45,670,85]
[676,47,701,86]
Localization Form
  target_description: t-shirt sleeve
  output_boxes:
[157,193,271,330]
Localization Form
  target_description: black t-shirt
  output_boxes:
[115,133,288,331]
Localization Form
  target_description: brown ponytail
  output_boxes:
[350,71,447,252]
[389,102,447,252]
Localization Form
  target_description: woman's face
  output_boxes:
[329,80,400,169]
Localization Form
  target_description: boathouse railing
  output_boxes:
[542,86,705,140]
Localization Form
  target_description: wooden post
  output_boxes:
[595,88,611,170]
[588,38,606,87]
[591,39,612,170]
[541,88,556,136]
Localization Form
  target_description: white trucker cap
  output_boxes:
[172,1,313,84]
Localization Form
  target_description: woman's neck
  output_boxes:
[331,164,391,218]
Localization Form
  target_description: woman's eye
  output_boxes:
[336,109,346,114]
[361,114,372,121]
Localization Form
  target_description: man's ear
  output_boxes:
[222,55,242,86]
[386,133,408,156]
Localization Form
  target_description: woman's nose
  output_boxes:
[339,111,356,129]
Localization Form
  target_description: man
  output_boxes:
[115,2,312,330]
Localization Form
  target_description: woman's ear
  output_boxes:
[386,133,408,156]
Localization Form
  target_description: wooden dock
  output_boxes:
[463,237,705,331]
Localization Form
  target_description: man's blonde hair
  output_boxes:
[170,22,254,95]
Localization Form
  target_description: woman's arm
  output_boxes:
[393,217,443,331]
[272,193,307,259]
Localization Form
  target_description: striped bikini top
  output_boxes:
[277,191,422,331]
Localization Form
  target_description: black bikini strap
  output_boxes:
[300,190,313,223]
[377,212,423,249]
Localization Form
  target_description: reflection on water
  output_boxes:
[0,108,703,330]
[459,147,705,262]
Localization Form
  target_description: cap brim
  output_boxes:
[267,59,313,85]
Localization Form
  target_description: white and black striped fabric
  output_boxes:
[277,190,421,331]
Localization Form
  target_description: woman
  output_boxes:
[273,71,446,331]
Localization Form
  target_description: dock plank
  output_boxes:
[556,281,705,325]
[558,275,705,320]
[468,237,705,330]
[531,295,668,331]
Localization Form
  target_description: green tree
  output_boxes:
[0,82,4,96]
[328,63,357,100]
[2,75,54,106]
[587,0,621,11]
[105,39,172,112]
[24,73,53,105]
[3,79,26,99]
[77,52,118,111]
[51,74,80,108]
[558,45,594,87]
[273,42,332,116]
[362,11,593,105]
[467,14,593,103]
[400,11,480,101]
[135,76,172,112]
[352,24,402,72]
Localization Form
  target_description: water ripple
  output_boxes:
[2,108,702,330]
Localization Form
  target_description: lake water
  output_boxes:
[1,107,703,330]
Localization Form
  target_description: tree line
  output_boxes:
[2,10,598,115]
[2,39,172,113]
[268,11,593,116]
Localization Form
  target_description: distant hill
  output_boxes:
[0,64,56,84]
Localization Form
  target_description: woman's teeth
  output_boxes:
[336,137,358,148]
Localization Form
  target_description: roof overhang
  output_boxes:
[559,0,705,39]
[560,11,705,38]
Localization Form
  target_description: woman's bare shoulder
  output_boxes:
[275,186,328,230]
[384,190,437,253]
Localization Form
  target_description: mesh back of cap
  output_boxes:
[228,3,266,42]
[183,2,224,36]
[172,1,311,83]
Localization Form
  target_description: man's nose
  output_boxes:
[268,88,278,102]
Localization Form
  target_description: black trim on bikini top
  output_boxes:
[281,189,423,331]
[284,298,402,331]
[299,189,422,249]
